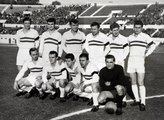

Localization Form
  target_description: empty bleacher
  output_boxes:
[78,17,108,24]
[93,4,147,16]
[80,5,102,16]
[0,5,5,13]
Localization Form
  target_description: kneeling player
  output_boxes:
[41,51,67,101]
[64,53,81,100]
[13,48,43,98]
[98,55,126,115]
[78,53,99,112]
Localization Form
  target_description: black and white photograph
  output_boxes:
[0,0,164,119]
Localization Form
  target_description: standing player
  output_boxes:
[41,51,67,101]
[127,20,156,111]
[39,18,62,65]
[64,53,81,99]
[107,22,129,67]
[78,53,99,112]
[84,22,110,70]
[62,19,86,63]
[98,55,126,115]
[13,48,43,98]
[107,22,129,106]
[16,17,39,71]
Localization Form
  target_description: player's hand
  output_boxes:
[13,81,19,90]
[80,82,87,92]
[105,81,111,86]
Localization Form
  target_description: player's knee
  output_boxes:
[41,83,47,91]
[138,81,144,86]
[35,81,42,88]
[98,93,106,104]
[117,86,126,96]
[92,82,99,93]
[59,79,67,87]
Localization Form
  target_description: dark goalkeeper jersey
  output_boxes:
[99,64,126,91]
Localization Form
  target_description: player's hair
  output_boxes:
[65,53,75,61]
[49,51,58,57]
[69,19,79,25]
[23,17,31,23]
[110,22,120,30]
[105,54,115,62]
[79,53,89,60]
[90,22,100,28]
[47,18,56,24]
[29,47,38,55]
[134,20,143,27]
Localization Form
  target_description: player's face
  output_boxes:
[47,22,55,31]
[23,20,31,30]
[30,50,39,61]
[70,22,79,32]
[134,25,143,35]
[91,26,99,36]
[49,54,57,64]
[105,58,115,69]
[112,27,120,37]
[65,58,74,68]
[79,57,88,68]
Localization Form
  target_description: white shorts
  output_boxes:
[16,48,31,66]
[127,56,145,73]
[26,76,37,86]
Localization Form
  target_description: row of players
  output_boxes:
[14,17,156,114]
[14,48,127,115]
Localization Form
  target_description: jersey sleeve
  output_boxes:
[38,33,45,57]
[61,33,68,53]
[55,64,67,80]
[104,35,110,55]
[57,33,62,57]
[34,30,40,48]
[15,62,28,81]
[122,37,129,60]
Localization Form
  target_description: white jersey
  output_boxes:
[16,28,39,49]
[84,32,110,70]
[128,32,153,58]
[62,29,85,56]
[39,30,62,63]
[107,34,129,67]
[79,62,99,85]
[42,62,67,83]
[15,58,43,81]
[65,63,81,84]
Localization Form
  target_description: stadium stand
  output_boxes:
[80,5,102,16]
[0,5,5,13]
[78,17,108,24]
[93,4,147,16]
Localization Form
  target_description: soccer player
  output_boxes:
[127,20,156,111]
[107,22,129,67]
[107,22,129,107]
[13,48,43,98]
[84,22,110,70]
[78,53,99,112]
[62,19,86,63]
[64,53,81,99]
[98,55,126,115]
[41,51,67,101]
[39,18,62,65]
[16,17,39,71]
